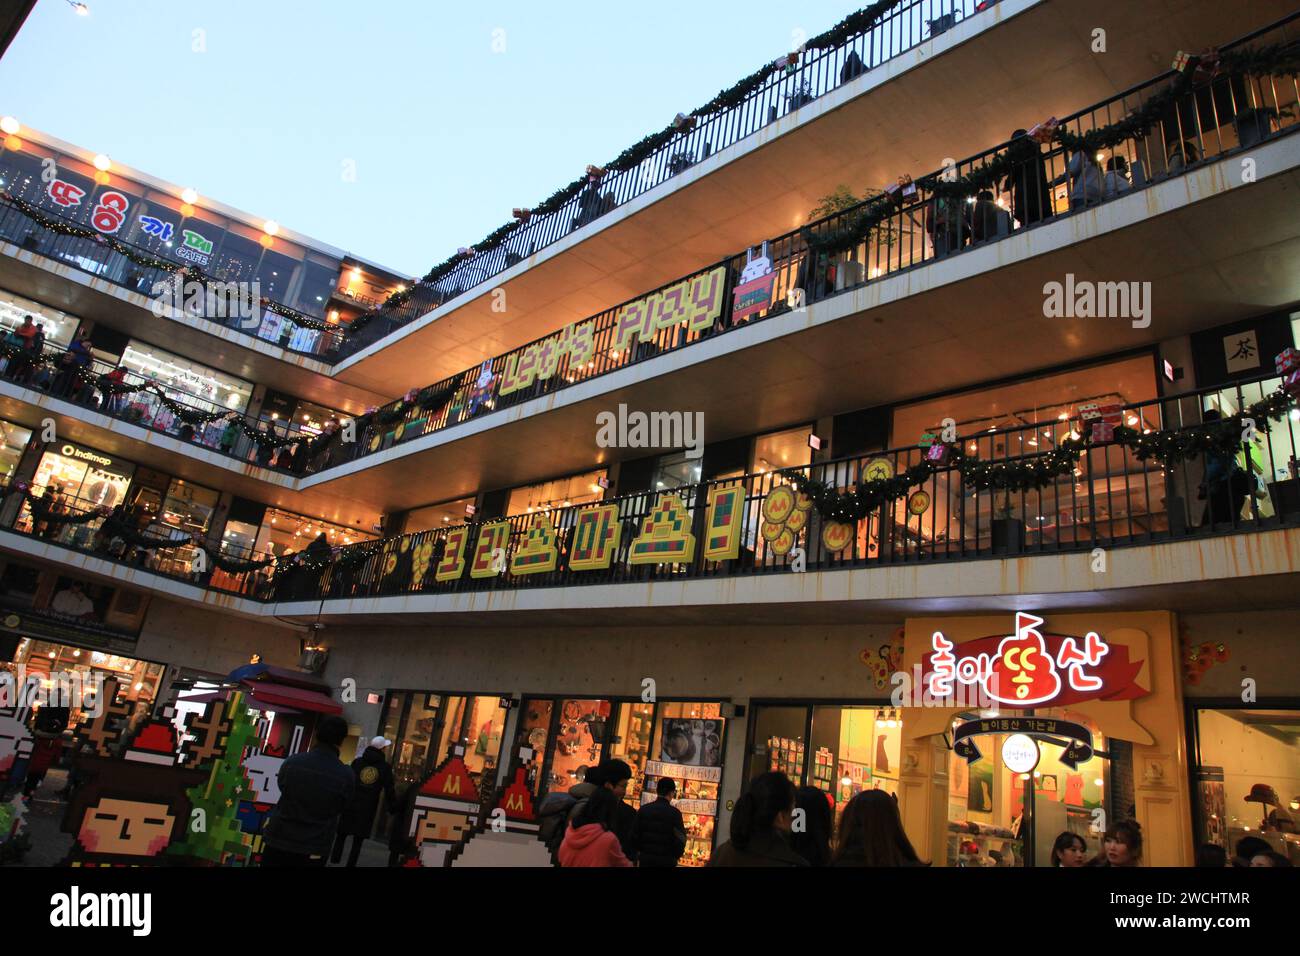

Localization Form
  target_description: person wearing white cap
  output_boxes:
[331,734,397,866]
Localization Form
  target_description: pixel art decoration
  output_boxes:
[703,484,745,561]
[407,745,482,867]
[62,688,205,866]
[511,515,560,575]
[470,521,512,578]
[569,503,621,571]
[451,755,558,868]
[435,525,471,582]
[0,704,34,780]
[628,494,696,565]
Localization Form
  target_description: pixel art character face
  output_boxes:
[77,796,176,856]
[243,753,283,804]
[414,808,473,846]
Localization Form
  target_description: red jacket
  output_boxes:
[557,823,632,868]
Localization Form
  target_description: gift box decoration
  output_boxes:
[1028,117,1060,144]
[1274,347,1300,377]
[672,112,696,132]
[925,442,952,465]
[774,51,800,75]
[1283,369,1300,397]
[885,174,917,205]
[585,164,606,182]
[511,207,531,222]
[1172,50,1195,73]
[1090,422,1117,442]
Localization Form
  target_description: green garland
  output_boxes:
[784,388,1297,523]
[802,39,1300,259]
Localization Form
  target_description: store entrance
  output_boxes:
[746,702,1116,866]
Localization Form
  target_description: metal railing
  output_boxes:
[0,200,345,358]
[333,0,988,358]
[7,374,1296,604]
[8,489,270,595]
[0,340,332,476]
[318,12,1300,473]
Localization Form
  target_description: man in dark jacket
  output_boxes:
[537,758,638,861]
[332,735,397,866]
[634,776,686,867]
[261,715,354,866]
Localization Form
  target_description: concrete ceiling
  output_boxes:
[298,149,1300,514]
[332,0,1298,396]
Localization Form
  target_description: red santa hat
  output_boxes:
[122,719,180,766]
[495,767,538,828]
[415,747,481,813]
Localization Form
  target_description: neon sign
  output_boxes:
[922,612,1146,709]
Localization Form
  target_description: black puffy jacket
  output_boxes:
[337,746,397,836]
[262,744,355,856]
[634,797,686,867]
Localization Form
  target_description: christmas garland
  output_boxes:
[0,193,339,335]
[802,39,1300,259]
[783,388,1297,523]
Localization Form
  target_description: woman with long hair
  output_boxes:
[831,790,926,866]
[1090,820,1142,866]
[709,771,806,866]
[1051,831,1088,867]
[557,785,632,867]
[790,785,833,866]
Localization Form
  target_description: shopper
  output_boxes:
[1103,155,1133,197]
[1090,820,1142,866]
[538,763,603,853]
[1249,850,1293,867]
[1049,146,1104,210]
[709,771,805,867]
[1002,129,1053,228]
[790,785,833,866]
[830,789,926,866]
[557,786,632,867]
[332,735,397,867]
[1051,831,1089,867]
[260,715,354,866]
[386,779,423,866]
[1195,843,1229,867]
[1199,409,1250,526]
[32,484,65,540]
[633,776,687,868]
[1231,835,1272,867]
[970,190,1012,243]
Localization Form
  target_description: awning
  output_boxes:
[243,681,342,716]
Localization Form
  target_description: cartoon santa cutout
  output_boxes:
[451,747,557,867]
[408,745,481,867]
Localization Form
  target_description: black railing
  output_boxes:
[0,200,345,358]
[3,374,1297,605]
[332,0,989,358]
[0,340,334,476]
[317,12,1300,474]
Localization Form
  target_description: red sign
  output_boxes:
[91,190,129,234]
[731,271,777,322]
[922,612,1147,708]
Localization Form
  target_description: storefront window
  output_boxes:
[251,508,372,561]
[608,701,655,806]
[645,701,726,866]
[1193,707,1300,864]
[379,692,509,798]
[7,638,164,718]
[748,705,809,786]
[650,451,699,492]
[117,341,253,413]
[18,442,135,548]
[0,418,33,483]
[405,497,476,533]
[0,288,78,347]
[518,699,555,796]
[547,698,610,792]
[505,470,607,517]
[753,425,813,475]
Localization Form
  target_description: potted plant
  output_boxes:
[991,492,1024,555]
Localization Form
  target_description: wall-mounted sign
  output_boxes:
[498,322,595,397]
[922,612,1148,709]
[46,179,85,208]
[731,244,776,323]
[644,760,722,783]
[612,266,727,351]
[90,191,130,234]
[176,228,213,266]
[1223,329,1260,374]
[952,716,1097,769]
[138,215,175,242]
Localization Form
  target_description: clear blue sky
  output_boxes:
[0,0,855,276]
